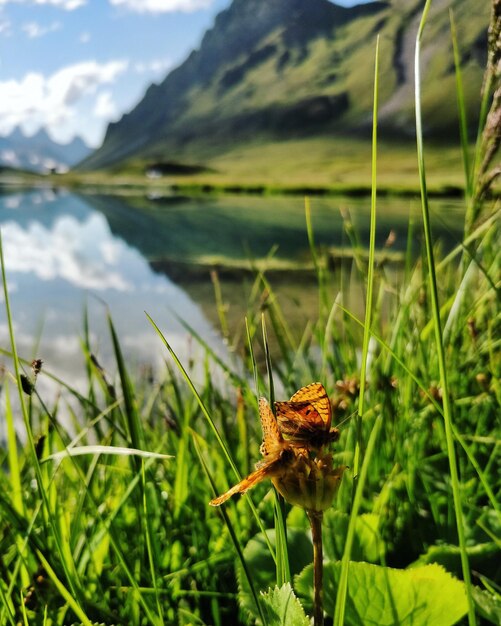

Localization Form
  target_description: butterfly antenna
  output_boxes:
[335,409,357,430]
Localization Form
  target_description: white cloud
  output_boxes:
[1,215,133,291]
[133,58,172,75]
[79,30,90,43]
[109,0,213,14]
[0,18,12,35]
[93,91,118,119]
[0,149,19,165]
[22,20,61,38]
[0,60,128,138]
[51,61,127,105]
[0,0,86,9]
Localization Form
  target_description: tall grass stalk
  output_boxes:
[305,196,329,320]
[468,0,500,230]
[415,3,477,625]
[0,231,89,617]
[146,313,279,578]
[4,381,30,590]
[354,34,379,478]
[333,34,379,626]
[333,415,383,626]
[146,313,237,476]
[194,434,267,625]
[450,8,473,202]
[262,315,291,586]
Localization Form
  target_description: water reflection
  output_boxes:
[83,191,465,264]
[0,188,465,393]
[0,189,230,392]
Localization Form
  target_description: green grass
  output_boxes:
[31,136,483,194]
[0,176,498,625]
[0,5,500,625]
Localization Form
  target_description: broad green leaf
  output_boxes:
[237,528,312,623]
[296,561,468,626]
[412,541,499,579]
[260,583,310,626]
[471,586,501,625]
[323,510,382,563]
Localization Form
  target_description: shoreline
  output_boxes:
[0,175,474,199]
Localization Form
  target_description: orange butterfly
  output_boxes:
[275,382,339,449]
[210,397,295,506]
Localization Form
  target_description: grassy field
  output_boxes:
[0,167,499,626]
[0,4,500,626]
[3,134,498,197]
[9,136,478,196]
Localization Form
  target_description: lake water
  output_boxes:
[0,187,465,393]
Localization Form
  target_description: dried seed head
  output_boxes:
[467,317,479,339]
[31,358,43,376]
[20,374,34,396]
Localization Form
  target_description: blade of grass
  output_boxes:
[305,196,328,319]
[146,312,277,561]
[415,4,476,624]
[0,231,82,602]
[35,549,93,626]
[211,270,230,342]
[41,446,172,462]
[334,34,380,626]
[245,316,260,397]
[262,314,276,407]
[108,312,144,451]
[258,271,297,361]
[141,461,164,624]
[353,34,379,482]
[19,592,29,626]
[0,586,16,626]
[262,315,290,586]
[333,414,383,626]
[4,381,30,588]
[450,8,473,201]
[193,433,267,626]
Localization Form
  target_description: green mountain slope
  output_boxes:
[80,0,488,173]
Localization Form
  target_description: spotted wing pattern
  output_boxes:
[289,382,332,429]
[275,382,337,444]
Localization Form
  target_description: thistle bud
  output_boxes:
[272,451,346,513]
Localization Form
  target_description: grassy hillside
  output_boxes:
[80,0,488,175]
[63,136,476,194]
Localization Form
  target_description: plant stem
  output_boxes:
[415,3,477,625]
[308,510,324,626]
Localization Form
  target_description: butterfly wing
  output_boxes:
[210,398,291,506]
[290,382,332,430]
[210,448,291,506]
[209,464,274,506]
[275,400,324,438]
[259,396,283,456]
[275,383,334,443]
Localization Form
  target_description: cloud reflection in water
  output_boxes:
[0,192,229,394]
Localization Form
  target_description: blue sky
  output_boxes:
[0,0,369,147]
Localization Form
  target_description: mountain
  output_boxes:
[80,0,489,173]
[0,127,92,173]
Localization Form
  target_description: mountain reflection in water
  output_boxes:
[0,188,465,394]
